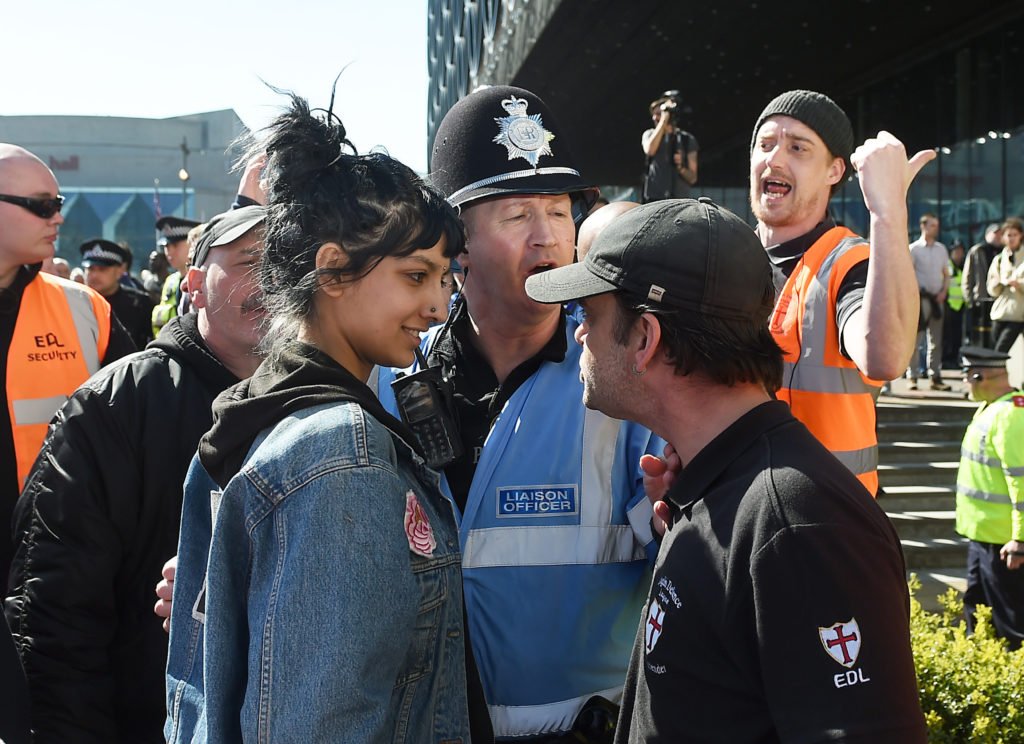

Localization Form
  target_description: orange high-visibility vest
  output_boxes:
[7,272,111,489]
[770,226,882,495]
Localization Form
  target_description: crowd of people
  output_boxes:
[0,80,1019,743]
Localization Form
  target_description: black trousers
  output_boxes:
[966,302,994,347]
[943,306,965,366]
[964,540,1024,649]
[992,320,1024,354]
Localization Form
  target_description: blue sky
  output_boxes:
[3,1,429,171]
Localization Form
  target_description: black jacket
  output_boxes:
[4,313,239,744]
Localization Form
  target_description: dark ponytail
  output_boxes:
[252,93,465,358]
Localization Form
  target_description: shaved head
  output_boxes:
[0,144,48,186]
[0,144,63,285]
[578,201,640,259]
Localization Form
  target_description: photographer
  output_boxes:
[641,91,698,202]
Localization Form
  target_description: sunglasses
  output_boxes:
[0,193,65,219]
[962,369,985,382]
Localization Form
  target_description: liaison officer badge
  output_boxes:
[492,95,555,168]
[818,618,862,668]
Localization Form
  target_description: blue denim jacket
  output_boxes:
[165,401,469,743]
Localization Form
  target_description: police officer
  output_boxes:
[152,216,200,334]
[944,239,966,367]
[956,345,1024,648]
[80,239,155,350]
[378,86,661,741]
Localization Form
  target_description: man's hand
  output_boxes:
[1000,540,1024,570]
[154,555,177,633]
[238,152,267,205]
[641,443,682,537]
[851,132,934,219]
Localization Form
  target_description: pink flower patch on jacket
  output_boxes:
[404,490,436,557]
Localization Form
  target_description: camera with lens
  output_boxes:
[658,90,682,125]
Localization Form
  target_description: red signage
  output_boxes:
[49,155,79,171]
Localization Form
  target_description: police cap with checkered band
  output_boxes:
[430,86,599,221]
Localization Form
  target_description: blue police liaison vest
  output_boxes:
[377,311,661,737]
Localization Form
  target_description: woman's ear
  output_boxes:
[316,242,347,298]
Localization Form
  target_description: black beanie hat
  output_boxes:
[750,90,854,166]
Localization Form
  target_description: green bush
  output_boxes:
[909,575,1024,742]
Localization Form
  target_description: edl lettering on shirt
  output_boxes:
[29,332,77,362]
[818,618,872,689]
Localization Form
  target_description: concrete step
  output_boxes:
[877,402,977,424]
[900,535,969,569]
[878,440,961,463]
[909,568,967,614]
[877,421,970,442]
[878,484,956,511]
[878,460,959,487]
[886,510,956,540]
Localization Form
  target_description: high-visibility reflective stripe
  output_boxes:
[488,685,621,738]
[580,408,618,525]
[1006,465,1024,477]
[958,485,1018,508]
[462,523,646,568]
[796,237,870,363]
[460,406,650,568]
[61,283,101,373]
[12,395,67,425]
[832,446,878,476]
[960,447,1002,469]
[782,362,874,394]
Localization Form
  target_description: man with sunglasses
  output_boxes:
[0,144,134,581]
[955,345,1024,648]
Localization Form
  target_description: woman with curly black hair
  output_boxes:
[165,94,473,743]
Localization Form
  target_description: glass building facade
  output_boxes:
[708,16,1024,245]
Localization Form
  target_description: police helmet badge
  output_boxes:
[492,95,555,168]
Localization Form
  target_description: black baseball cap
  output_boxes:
[430,85,599,216]
[189,206,266,269]
[525,197,772,321]
[80,239,131,267]
[960,346,1010,369]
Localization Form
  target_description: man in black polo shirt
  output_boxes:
[526,198,927,743]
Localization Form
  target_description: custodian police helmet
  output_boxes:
[430,85,599,222]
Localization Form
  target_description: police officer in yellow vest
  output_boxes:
[944,240,966,367]
[152,216,200,336]
[956,345,1024,648]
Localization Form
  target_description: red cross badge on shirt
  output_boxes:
[645,599,665,653]
[818,618,862,668]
